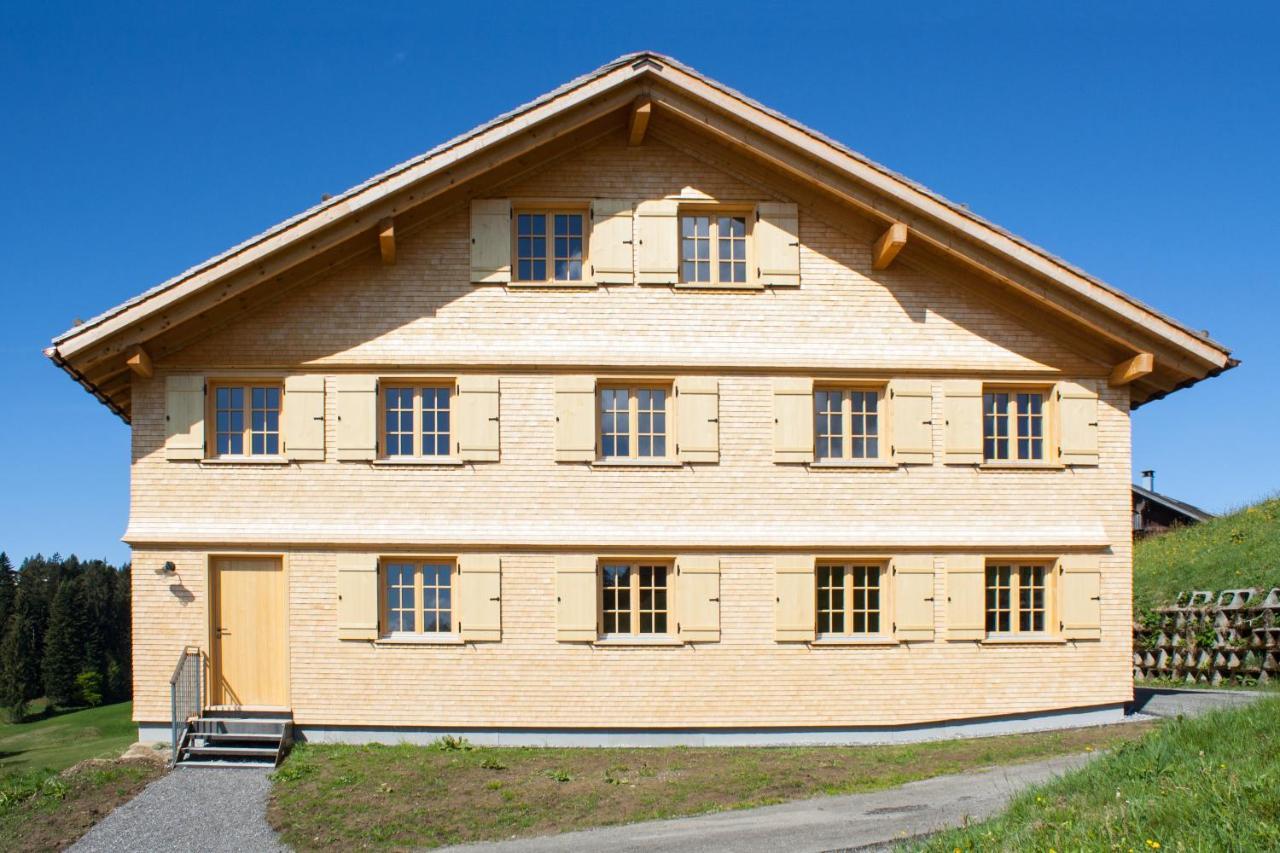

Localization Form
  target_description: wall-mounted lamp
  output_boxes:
[162,561,177,575]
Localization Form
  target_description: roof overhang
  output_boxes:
[47,52,1235,422]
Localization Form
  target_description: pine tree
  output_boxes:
[0,587,41,721]
[0,553,15,632]
[42,581,82,707]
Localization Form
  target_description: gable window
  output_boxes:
[680,212,748,285]
[985,563,1048,634]
[984,389,1045,462]
[599,386,670,459]
[515,210,584,283]
[601,562,670,636]
[817,563,884,635]
[383,559,454,635]
[211,383,281,457]
[382,385,451,458]
[814,388,883,461]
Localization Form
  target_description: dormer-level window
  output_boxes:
[211,384,281,457]
[984,388,1046,462]
[680,211,748,285]
[515,210,584,283]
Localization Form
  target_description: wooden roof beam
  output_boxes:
[125,345,153,378]
[1110,352,1155,386]
[872,222,908,270]
[378,218,396,265]
[628,96,652,146]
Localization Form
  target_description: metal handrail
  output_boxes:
[169,647,205,762]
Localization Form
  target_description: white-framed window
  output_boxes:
[984,389,1045,462]
[680,211,749,285]
[601,561,670,636]
[814,388,883,461]
[599,386,671,459]
[817,563,885,635]
[210,383,281,457]
[382,385,451,458]
[514,210,585,283]
[382,559,455,635]
[985,563,1048,634]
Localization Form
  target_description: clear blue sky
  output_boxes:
[2,2,1277,565]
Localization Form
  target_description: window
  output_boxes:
[814,388,883,461]
[383,559,454,634]
[599,386,670,459]
[817,563,884,635]
[680,212,748,285]
[382,385,451,458]
[601,562,670,636]
[984,389,1045,462]
[515,210,584,283]
[211,384,281,457]
[985,563,1048,634]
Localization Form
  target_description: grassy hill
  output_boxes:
[0,701,135,774]
[1134,496,1280,610]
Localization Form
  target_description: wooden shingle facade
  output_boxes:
[47,54,1235,744]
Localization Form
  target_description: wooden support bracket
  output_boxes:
[872,222,908,270]
[628,96,652,146]
[1110,352,1155,386]
[378,218,396,265]
[125,345,153,378]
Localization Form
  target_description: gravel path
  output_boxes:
[70,767,287,853]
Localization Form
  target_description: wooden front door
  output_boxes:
[211,557,288,708]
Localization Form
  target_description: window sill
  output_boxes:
[812,636,899,646]
[978,462,1065,471]
[375,634,465,646]
[980,634,1068,646]
[371,457,465,467]
[507,280,598,289]
[592,636,684,647]
[200,456,291,466]
[808,460,898,470]
[591,459,685,469]
[672,281,765,291]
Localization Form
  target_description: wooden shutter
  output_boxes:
[554,375,596,462]
[755,201,800,287]
[676,556,720,642]
[635,199,679,284]
[946,555,986,641]
[773,377,814,463]
[470,199,511,283]
[889,379,933,464]
[336,553,379,640]
[456,375,500,462]
[334,375,378,461]
[775,555,815,641]
[943,380,984,464]
[457,554,502,641]
[1056,380,1100,466]
[1059,555,1102,639]
[893,556,935,642]
[556,555,598,641]
[282,375,325,461]
[164,374,205,460]
[589,199,634,284]
[675,377,719,463]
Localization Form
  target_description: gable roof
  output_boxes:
[47,51,1235,422]
[1132,484,1215,524]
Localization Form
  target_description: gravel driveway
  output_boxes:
[69,767,287,853]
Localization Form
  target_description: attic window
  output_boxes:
[514,210,584,283]
[679,210,749,286]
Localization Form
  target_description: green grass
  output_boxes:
[268,722,1154,851]
[0,702,136,774]
[916,696,1280,851]
[1134,496,1280,610]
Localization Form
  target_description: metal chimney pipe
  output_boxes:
[1141,469,1155,492]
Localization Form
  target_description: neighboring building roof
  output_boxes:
[1132,484,1216,524]
[46,51,1237,422]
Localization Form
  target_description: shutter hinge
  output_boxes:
[709,597,720,603]
[1060,621,1064,631]
[892,622,897,632]
[924,597,935,602]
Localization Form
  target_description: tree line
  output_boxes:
[0,552,131,721]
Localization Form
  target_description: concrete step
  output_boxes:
[185,744,280,758]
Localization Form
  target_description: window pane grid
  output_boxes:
[680,215,711,283]
[214,386,244,456]
[814,389,880,460]
[516,211,583,282]
[421,387,451,457]
[985,390,1044,462]
[814,391,843,460]
[986,564,1047,634]
[214,385,281,457]
[600,387,668,459]
[600,389,630,458]
[817,563,882,636]
[602,562,670,636]
[635,389,666,458]
[383,387,415,457]
[516,213,547,282]
[553,213,584,281]
[717,215,747,283]
[383,560,453,635]
[386,563,416,633]
[421,563,452,633]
